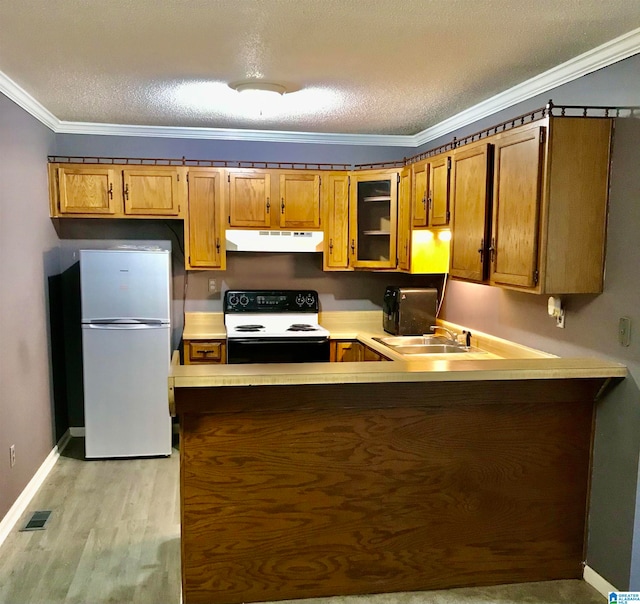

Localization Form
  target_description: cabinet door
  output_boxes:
[490,126,545,288]
[122,168,181,216]
[228,171,271,228]
[429,155,451,226]
[412,163,428,227]
[323,173,350,270]
[186,169,226,270]
[397,168,412,271]
[349,170,398,269]
[279,173,321,229]
[57,166,119,215]
[449,143,492,282]
[362,346,391,361]
[331,341,363,362]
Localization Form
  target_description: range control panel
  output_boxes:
[224,290,320,313]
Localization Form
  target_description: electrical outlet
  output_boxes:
[208,278,217,294]
[619,317,631,347]
[9,445,15,468]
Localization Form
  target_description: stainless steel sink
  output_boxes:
[391,344,469,355]
[372,335,485,356]
[373,335,450,347]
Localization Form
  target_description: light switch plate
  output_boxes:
[619,317,631,347]
[208,278,217,294]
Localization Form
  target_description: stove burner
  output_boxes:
[235,324,265,332]
[287,323,318,332]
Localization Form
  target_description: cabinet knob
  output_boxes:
[329,238,334,251]
[351,239,355,254]
[266,197,270,213]
[108,183,113,200]
[124,184,129,200]
[216,237,221,253]
[478,238,485,262]
[281,198,285,213]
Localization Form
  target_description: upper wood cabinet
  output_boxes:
[227,169,323,230]
[488,117,612,294]
[449,143,493,283]
[122,168,182,216]
[428,154,451,226]
[349,169,399,269]
[323,172,351,271]
[412,155,451,228]
[227,170,271,228]
[185,168,226,270]
[55,165,120,215]
[396,168,412,271]
[50,163,186,219]
[412,161,428,227]
[489,126,544,289]
[279,173,321,229]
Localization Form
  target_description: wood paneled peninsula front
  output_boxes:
[170,323,626,604]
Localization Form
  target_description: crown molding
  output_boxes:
[0,69,59,130]
[2,26,639,147]
[54,120,415,147]
[412,26,640,147]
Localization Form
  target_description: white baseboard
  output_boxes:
[0,429,71,548]
[69,427,85,437]
[584,564,619,598]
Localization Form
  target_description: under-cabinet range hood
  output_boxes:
[225,230,324,253]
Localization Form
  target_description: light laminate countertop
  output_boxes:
[172,311,626,393]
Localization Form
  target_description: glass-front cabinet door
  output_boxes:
[349,170,398,269]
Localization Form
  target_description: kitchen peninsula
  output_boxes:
[169,320,626,604]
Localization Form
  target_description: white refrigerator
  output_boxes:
[80,249,172,458]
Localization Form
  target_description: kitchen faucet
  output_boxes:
[428,325,472,348]
[428,325,459,343]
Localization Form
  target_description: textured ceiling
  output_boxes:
[1,0,640,135]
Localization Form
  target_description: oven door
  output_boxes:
[227,337,330,364]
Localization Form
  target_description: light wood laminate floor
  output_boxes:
[0,438,605,604]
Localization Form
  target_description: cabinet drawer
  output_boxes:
[185,340,226,364]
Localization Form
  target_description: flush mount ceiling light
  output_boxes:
[230,81,288,96]
[229,80,289,117]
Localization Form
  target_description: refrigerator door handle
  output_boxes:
[86,319,165,325]
[85,323,166,330]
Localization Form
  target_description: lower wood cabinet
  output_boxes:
[183,339,226,364]
[331,340,390,362]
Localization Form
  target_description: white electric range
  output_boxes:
[224,290,330,364]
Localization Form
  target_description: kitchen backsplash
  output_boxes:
[184,252,445,312]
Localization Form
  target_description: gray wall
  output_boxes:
[438,53,640,590]
[53,133,415,167]
[0,94,57,520]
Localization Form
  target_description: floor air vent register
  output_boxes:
[20,510,52,531]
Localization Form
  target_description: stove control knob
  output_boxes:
[240,295,249,307]
[295,294,306,307]
[306,293,316,306]
[228,294,239,307]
